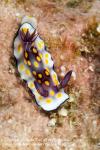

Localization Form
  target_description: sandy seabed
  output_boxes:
[0,0,100,150]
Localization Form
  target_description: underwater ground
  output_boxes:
[0,0,100,150]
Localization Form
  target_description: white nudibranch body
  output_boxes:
[14,16,72,111]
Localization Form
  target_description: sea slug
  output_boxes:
[14,16,72,111]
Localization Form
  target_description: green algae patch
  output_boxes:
[66,0,83,8]
[79,21,100,55]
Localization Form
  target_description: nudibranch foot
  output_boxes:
[14,16,72,111]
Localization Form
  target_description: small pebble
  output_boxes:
[61,66,66,72]
[60,66,66,77]
[84,47,90,53]
[8,119,13,124]
[97,23,100,33]
[15,13,20,17]
[60,55,64,60]
[58,108,68,117]
[80,58,83,61]
[8,66,15,74]
[71,71,76,80]
[69,94,75,102]
[88,66,94,72]
[60,72,65,77]
[48,118,56,127]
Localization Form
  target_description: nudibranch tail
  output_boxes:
[14,16,72,111]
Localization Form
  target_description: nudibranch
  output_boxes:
[14,16,72,111]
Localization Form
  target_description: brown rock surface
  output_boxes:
[0,0,100,150]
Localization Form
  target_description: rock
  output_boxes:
[71,71,76,80]
[0,0,99,149]
[48,118,57,127]
[97,23,100,33]
[69,94,76,102]
[58,108,68,117]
